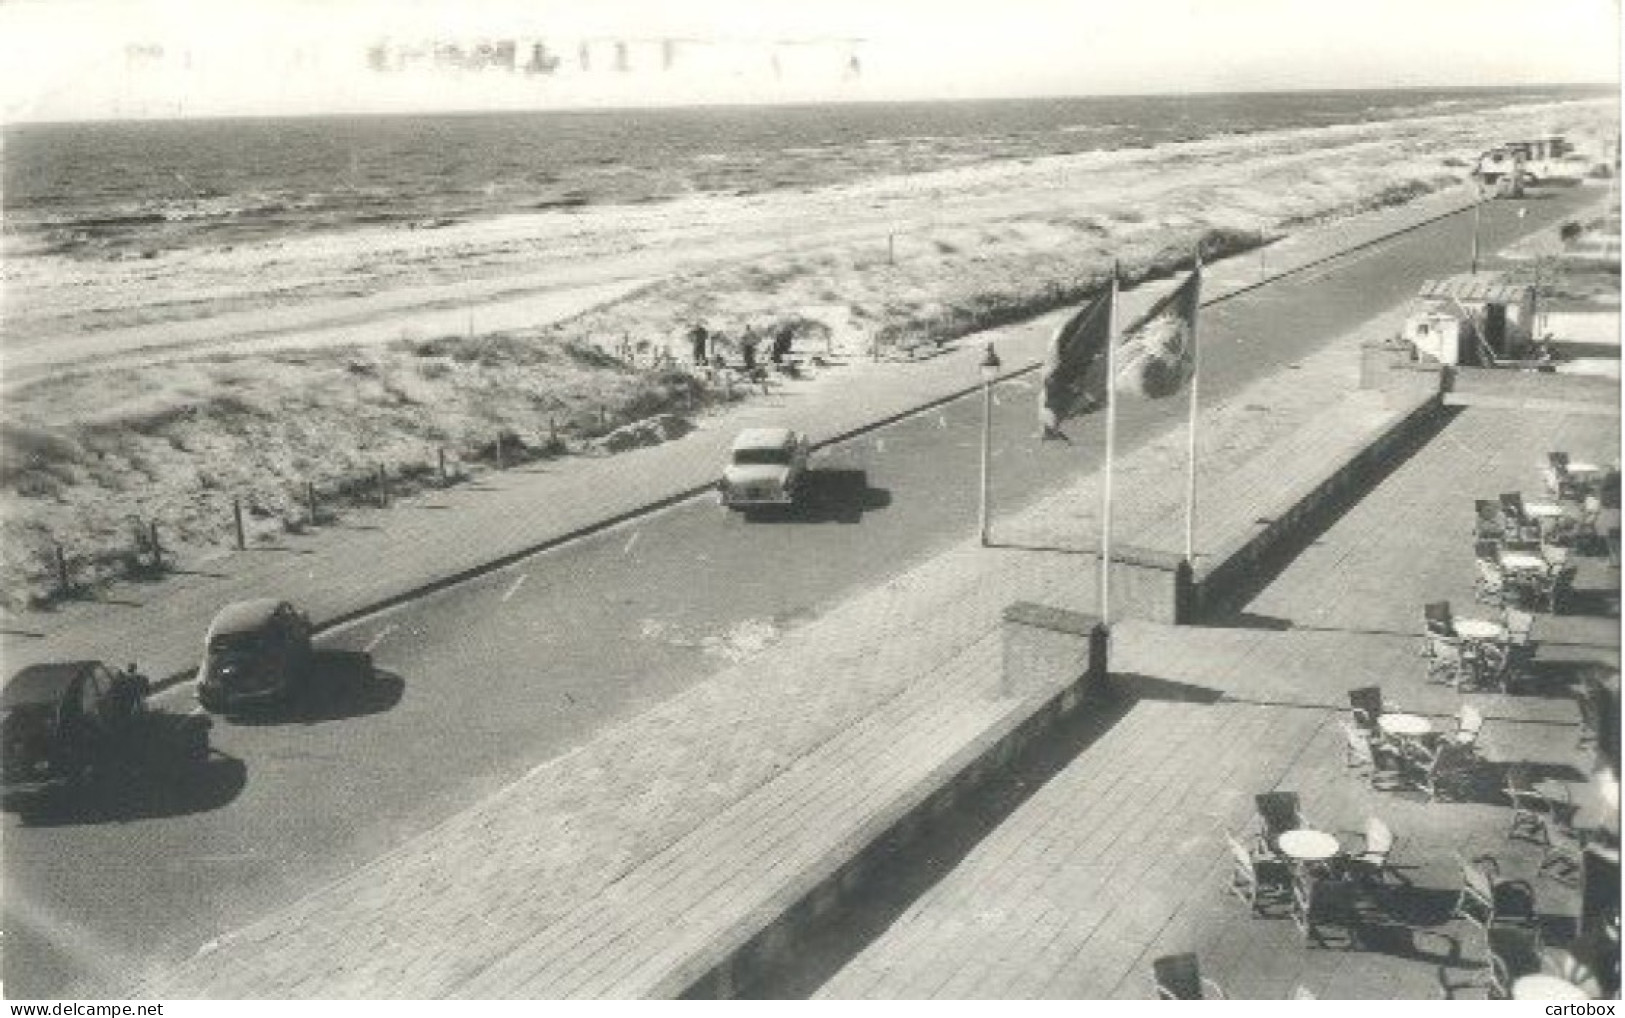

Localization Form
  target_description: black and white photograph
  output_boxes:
[0,0,1620,1004]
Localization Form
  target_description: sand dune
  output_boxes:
[0,96,1615,607]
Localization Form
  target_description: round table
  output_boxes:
[1455,617,1507,641]
[1379,713,1433,738]
[1512,974,1591,1000]
[1277,828,1340,863]
[1500,551,1549,573]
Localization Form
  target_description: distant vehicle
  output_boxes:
[196,599,314,712]
[2,661,210,795]
[718,427,810,511]
[1475,136,1588,187]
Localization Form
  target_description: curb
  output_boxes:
[143,193,1486,698]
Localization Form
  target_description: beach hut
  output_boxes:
[1401,274,1537,366]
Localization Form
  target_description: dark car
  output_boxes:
[3,661,206,793]
[195,599,314,713]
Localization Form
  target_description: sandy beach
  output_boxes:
[1,95,1616,606]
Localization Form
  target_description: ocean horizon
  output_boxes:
[3,83,1612,259]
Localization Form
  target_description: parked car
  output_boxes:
[196,599,314,713]
[2,660,209,795]
[718,427,810,511]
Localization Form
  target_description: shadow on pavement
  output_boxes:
[738,672,1225,999]
[220,651,404,727]
[5,749,247,827]
[737,469,891,525]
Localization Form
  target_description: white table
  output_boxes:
[1525,502,1567,520]
[1567,461,1603,477]
[1278,828,1340,863]
[1500,551,1549,573]
[1456,617,1507,641]
[1379,713,1433,739]
[1513,974,1591,1000]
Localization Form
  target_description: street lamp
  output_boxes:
[978,342,1001,547]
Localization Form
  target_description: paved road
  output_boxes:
[2,189,1593,997]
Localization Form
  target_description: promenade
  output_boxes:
[819,403,1617,999]
[135,294,1617,997]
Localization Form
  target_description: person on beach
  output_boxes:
[771,325,794,365]
[688,323,710,367]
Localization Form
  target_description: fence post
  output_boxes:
[549,416,557,443]
[599,404,608,427]
[438,448,448,486]
[233,498,246,550]
[54,542,70,597]
[149,520,162,571]
[307,480,319,525]
[496,432,505,469]
[888,232,895,265]
[377,464,388,507]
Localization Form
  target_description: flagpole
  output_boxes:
[1183,251,1205,564]
[1099,264,1120,624]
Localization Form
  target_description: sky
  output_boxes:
[1,0,1619,122]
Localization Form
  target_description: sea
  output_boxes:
[1,84,1609,259]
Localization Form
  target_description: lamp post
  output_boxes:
[978,342,1002,547]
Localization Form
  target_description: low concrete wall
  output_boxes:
[682,608,1109,999]
[1193,392,1448,618]
[1360,340,1446,407]
[1447,365,1620,413]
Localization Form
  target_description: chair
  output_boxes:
[1340,720,1403,790]
[1151,953,1224,1000]
[1549,451,1572,474]
[1576,689,1600,751]
[1348,686,1386,732]
[1424,601,1456,635]
[1541,564,1577,614]
[1577,494,1603,545]
[1454,853,1538,933]
[1500,493,1534,540]
[1422,633,1469,686]
[1534,782,1585,884]
[1290,869,1356,947]
[1226,832,1290,915]
[1450,704,1486,756]
[1466,638,1510,693]
[1344,816,1402,884]
[1484,925,1546,999]
[1543,465,1567,499]
[1474,559,1507,607]
[1412,739,1465,803]
[1499,608,1536,691]
[1504,764,1554,845]
[1474,538,1502,562]
[1476,499,1506,539]
[1254,791,1304,855]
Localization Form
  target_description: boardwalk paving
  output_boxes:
[817,404,1617,1000]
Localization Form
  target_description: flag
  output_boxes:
[1116,270,1200,400]
[1037,291,1112,437]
